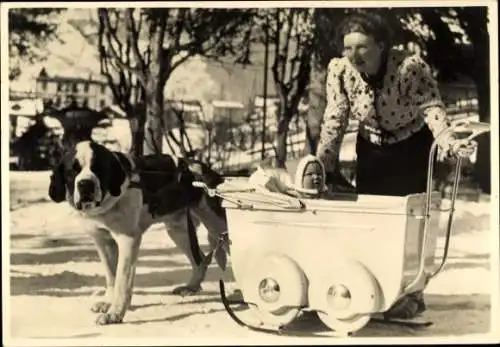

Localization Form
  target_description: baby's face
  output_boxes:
[302,162,324,190]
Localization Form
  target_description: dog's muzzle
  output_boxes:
[74,172,103,211]
[78,179,96,200]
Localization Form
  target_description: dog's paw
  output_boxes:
[91,301,111,313]
[95,312,123,325]
[172,285,201,296]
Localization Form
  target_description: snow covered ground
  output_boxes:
[3,171,499,346]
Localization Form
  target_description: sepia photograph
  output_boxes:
[2,1,499,345]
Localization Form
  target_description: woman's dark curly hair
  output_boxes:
[335,11,393,55]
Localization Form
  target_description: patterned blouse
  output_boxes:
[316,49,451,174]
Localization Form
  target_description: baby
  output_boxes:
[248,155,329,199]
[293,154,329,198]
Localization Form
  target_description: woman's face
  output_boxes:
[343,32,384,75]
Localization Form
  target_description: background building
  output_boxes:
[35,68,113,110]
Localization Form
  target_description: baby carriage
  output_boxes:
[194,120,490,336]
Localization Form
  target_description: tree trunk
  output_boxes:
[304,60,327,155]
[143,81,164,155]
[143,113,163,156]
[275,108,293,168]
[128,106,146,157]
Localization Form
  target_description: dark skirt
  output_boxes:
[355,125,435,196]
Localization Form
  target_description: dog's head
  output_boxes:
[49,140,128,211]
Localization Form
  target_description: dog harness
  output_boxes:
[111,151,141,189]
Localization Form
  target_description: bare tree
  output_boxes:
[257,8,315,167]
[98,8,254,156]
[164,103,195,156]
[98,8,146,156]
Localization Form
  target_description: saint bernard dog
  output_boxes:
[48,140,229,325]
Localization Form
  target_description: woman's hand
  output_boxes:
[439,132,478,159]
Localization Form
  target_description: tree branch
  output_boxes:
[289,51,311,116]
[124,8,148,86]
[167,129,183,154]
[99,12,124,107]
[174,107,194,154]
[271,9,289,107]
[155,12,167,63]
[124,31,134,102]
[170,53,192,72]
[178,12,250,58]
[164,130,178,156]
[100,47,121,107]
[287,10,307,90]
[173,9,186,51]
[99,8,145,86]
[280,9,295,85]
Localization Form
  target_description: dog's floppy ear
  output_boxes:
[108,152,127,197]
[48,162,66,203]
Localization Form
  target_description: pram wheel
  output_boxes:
[250,305,301,327]
[308,259,381,335]
[317,312,370,336]
[241,253,307,327]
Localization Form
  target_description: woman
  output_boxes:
[316,11,475,319]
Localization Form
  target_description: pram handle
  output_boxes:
[403,120,490,295]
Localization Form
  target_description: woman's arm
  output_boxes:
[401,55,452,149]
[316,58,351,175]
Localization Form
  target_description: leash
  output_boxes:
[186,207,203,267]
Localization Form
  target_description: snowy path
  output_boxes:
[4,175,499,345]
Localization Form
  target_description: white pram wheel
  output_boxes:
[317,312,371,336]
[308,259,381,334]
[250,305,301,328]
[241,253,307,327]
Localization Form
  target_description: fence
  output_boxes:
[440,82,479,118]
